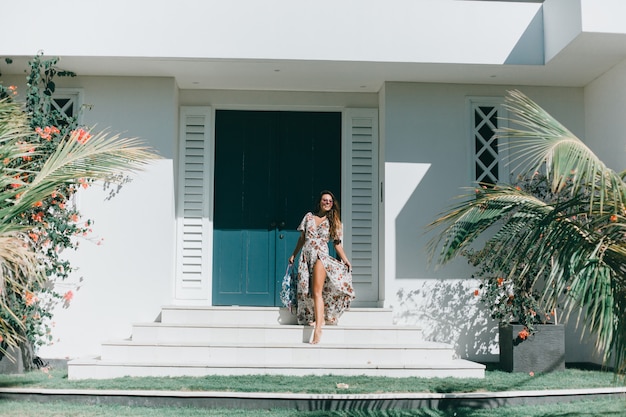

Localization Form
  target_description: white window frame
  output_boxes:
[466,96,509,186]
[52,88,85,125]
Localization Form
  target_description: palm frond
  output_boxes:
[0,127,160,226]
[0,231,44,353]
[499,90,626,213]
[427,185,552,265]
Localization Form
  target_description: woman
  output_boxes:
[288,190,355,344]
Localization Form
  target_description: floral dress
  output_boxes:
[295,212,355,325]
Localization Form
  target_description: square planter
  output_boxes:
[499,323,565,373]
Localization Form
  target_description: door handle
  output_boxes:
[279,233,285,239]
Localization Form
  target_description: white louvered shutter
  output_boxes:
[175,107,213,301]
[343,108,380,306]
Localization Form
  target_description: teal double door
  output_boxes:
[212,110,341,306]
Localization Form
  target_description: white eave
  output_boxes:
[1,0,625,92]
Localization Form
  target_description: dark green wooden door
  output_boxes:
[213,110,341,306]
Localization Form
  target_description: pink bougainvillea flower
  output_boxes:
[35,126,60,141]
[33,201,43,208]
[529,371,535,377]
[518,328,530,340]
[25,291,38,306]
[63,291,74,302]
[72,128,92,145]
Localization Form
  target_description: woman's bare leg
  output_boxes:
[310,259,326,344]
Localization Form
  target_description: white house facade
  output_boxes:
[1,0,625,370]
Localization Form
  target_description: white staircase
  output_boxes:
[67,306,485,380]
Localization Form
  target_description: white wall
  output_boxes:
[3,1,541,65]
[584,58,626,171]
[381,82,592,362]
[3,75,179,359]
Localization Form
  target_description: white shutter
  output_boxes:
[175,107,213,301]
[343,108,380,306]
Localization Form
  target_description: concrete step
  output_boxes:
[159,306,394,326]
[131,323,424,345]
[68,357,485,379]
[67,306,486,380]
[100,340,456,366]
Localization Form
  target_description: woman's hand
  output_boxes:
[344,260,352,272]
[288,255,295,264]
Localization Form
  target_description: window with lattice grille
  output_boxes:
[469,98,506,186]
[51,89,83,127]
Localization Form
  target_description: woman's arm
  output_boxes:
[333,242,352,272]
[288,231,305,264]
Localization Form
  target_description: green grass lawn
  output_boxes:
[0,366,624,417]
[0,365,622,394]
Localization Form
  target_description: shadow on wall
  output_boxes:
[395,279,499,362]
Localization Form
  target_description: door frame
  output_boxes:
[175,104,380,307]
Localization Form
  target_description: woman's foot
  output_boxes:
[310,326,322,344]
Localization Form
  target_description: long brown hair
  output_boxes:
[315,190,341,241]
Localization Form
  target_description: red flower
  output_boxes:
[473,289,480,297]
[518,328,530,340]
[497,277,504,286]
[35,126,60,141]
[25,291,38,306]
[72,128,92,144]
[610,214,618,222]
[63,291,74,302]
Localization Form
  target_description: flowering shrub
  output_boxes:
[0,54,95,368]
[466,244,552,338]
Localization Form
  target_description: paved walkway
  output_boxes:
[0,386,625,411]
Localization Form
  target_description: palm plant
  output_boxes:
[428,90,626,376]
[0,98,159,357]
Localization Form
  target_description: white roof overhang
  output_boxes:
[1,0,625,92]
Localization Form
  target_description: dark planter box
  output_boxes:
[499,323,565,373]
